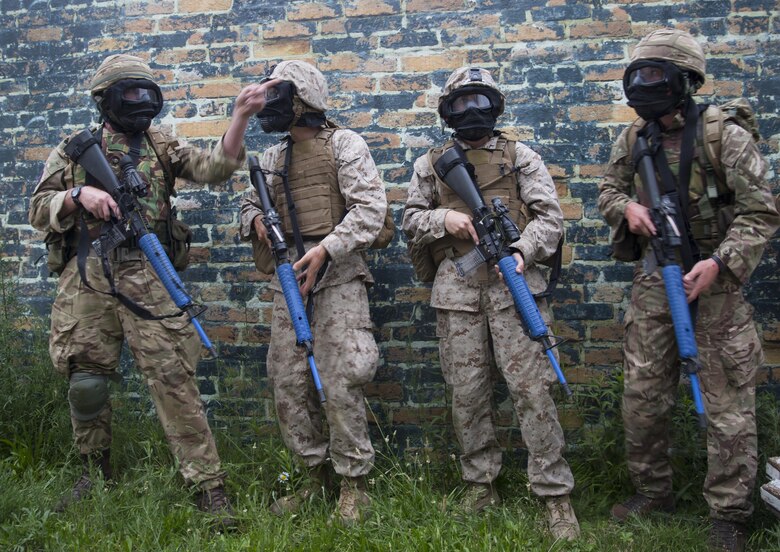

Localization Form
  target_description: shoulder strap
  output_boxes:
[144,128,176,197]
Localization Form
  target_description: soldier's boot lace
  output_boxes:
[459,482,501,514]
[545,495,581,541]
[54,449,112,512]
[270,464,332,516]
[195,485,236,530]
[610,493,675,522]
[336,475,371,525]
[707,519,747,552]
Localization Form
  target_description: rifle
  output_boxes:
[633,134,706,428]
[248,156,325,403]
[433,147,571,396]
[63,129,216,357]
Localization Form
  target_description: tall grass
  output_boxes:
[0,262,778,551]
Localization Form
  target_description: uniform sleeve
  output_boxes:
[597,127,636,227]
[713,124,780,283]
[28,140,77,234]
[319,130,387,262]
[401,154,449,245]
[239,147,279,241]
[171,130,245,185]
[509,143,563,263]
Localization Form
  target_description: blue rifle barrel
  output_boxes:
[277,262,326,403]
[138,232,216,357]
[497,255,572,396]
[662,264,706,427]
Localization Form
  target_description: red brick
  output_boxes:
[344,0,399,17]
[287,2,339,20]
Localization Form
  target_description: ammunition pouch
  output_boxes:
[610,218,644,262]
[45,231,76,276]
[251,234,276,276]
[371,207,396,249]
[407,240,438,283]
[152,209,192,271]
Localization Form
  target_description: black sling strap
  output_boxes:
[277,135,331,320]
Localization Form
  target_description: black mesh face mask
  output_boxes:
[98,79,163,133]
[623,60,688,121]
[442,85,502,141]
[256,81,296,133]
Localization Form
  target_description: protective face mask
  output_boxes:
[256,81,296,133]
[99,79,163,133]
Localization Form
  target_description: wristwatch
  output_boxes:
[70,186,83,207]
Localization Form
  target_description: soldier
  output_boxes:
[239,60,388,525]
[598,29,780,552]
[29,54,267,526]
[402,67,580,541]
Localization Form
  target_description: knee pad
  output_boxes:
[68,372,109,421]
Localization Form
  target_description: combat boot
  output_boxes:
[545,495,580,541]
[459,482,501,514]
[54,449,112,512]
[707,519,747,552]
[610,493,675,522]
[270,464,333,516]
[337,475,371,525]
[195,485,236,530]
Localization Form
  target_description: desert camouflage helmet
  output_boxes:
[268,60,328,112]
[631,29,706,84]
[438,66,505,118]
[90,54,156,95]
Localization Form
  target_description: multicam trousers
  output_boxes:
[623,269,762,522]
[49,253,224,491]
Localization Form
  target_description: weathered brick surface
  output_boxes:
[1,1,778,443]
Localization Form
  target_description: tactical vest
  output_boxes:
[46,126,190,274]
[627,105,737,257]
[271,128,345,239]
[427,132,530,265]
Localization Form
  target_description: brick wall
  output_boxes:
[1,1,778,446]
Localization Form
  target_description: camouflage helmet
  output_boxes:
[630,29,706,85]
[267,60,328,112]
[438,67,505,119]
[90,54,156,96]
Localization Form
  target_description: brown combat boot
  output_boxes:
[270,464,333,516]
[337,476,371,525]
[610,493,675,522]
[195,485,236,530]
[707,519,747,552]
[54,449,112,512]
[545,495,581,541]
[459,482,501,513]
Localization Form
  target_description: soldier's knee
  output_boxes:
[68,372,109,421]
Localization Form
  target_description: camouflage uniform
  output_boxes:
[599,74,780,525]
[240,128,386,479]
[404,134,573,495]
[29,124,243,491]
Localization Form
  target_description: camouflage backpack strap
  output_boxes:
[625,117,649,157]
[144,127,177,197]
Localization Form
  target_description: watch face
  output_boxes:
[71,187,81,204]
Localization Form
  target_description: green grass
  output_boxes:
[1,265,779,551]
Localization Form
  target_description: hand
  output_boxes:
[624,201,656,237]
[292,244,329,296]
[252,215,272,248]
[79,186,121,221]
[444,210,479,243]
[233,79,282,120]
[683,258,720,302]
[496,252,525,281]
